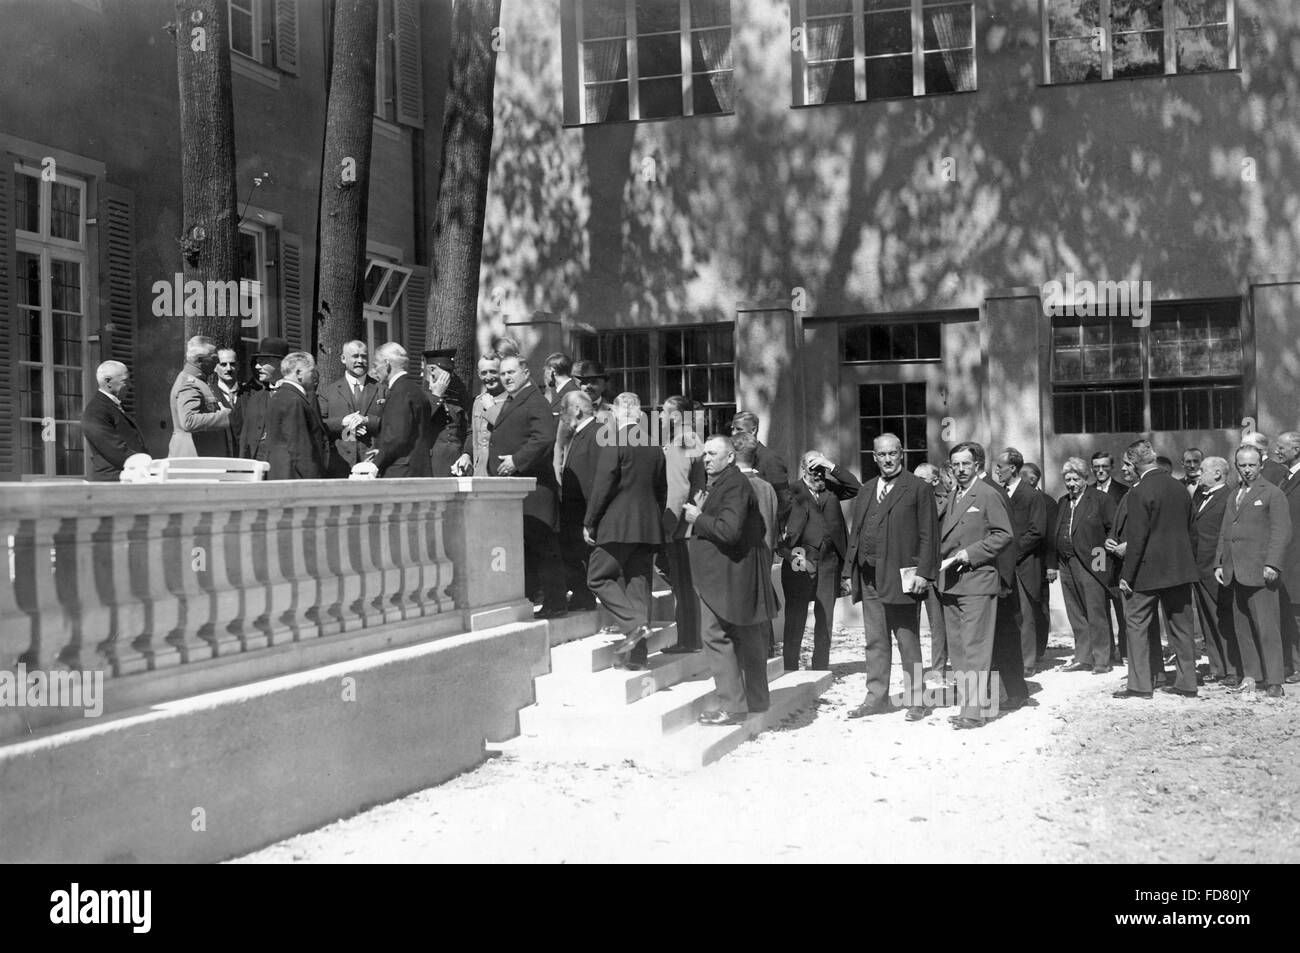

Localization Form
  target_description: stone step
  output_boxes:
[548,623,680,676]
[597,587,675,629]
[543,609,602,648]
[518,656,785,741]
[500,669,833,770]
[534,647,710,707]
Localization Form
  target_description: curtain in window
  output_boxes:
[584,37,627,122]
[693,28,734,111]
[804,17,846,105]
[929,8,975,91]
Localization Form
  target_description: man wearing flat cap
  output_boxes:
[422,347,469,476]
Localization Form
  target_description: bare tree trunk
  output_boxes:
[315,0,378,384]
[174,0,239,347]
[427,0,502,366]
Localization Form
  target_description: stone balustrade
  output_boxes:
[0,477,535,739]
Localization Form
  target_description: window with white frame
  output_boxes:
[795,0,975,107]
[375,0,398,121]
[570,0,734,124]
[1042,0,1237,84]
[14,164,90,476]
[229,0,268,63]
[236,222,269,357]
[363,259,412,357]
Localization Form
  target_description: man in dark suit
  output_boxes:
[491,354,566,618]
[80,361,148,480]
[1190,457,1239,684]
[936,442,1013,729]
[168,335,234,458]
[1180,448,1204,496]
[1049,458,1117,673]
[660,395,707,654]
[781,449,861,673]
[914,463,951,682]
[1216,445,1293,698]
[420,348,469,476]
[843,434,936,720]
[684,435,780,725]
[318,339,382,477]
[1272,431,1300,683]
[544,352,579,412]
[993,448,1048,675]
[585,394,668,670]
[235,337,291,461]
[731,411,793,527]
[266,352,329,480]
[213,348,246,450]
[1022,462,1056,660]
[1092,450,1129,663]
[980,455,1030,710]
[1113,439,1200,700]
[558,390,602,611]
[371,342,435,478]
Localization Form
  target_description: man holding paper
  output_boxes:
[843,434,939,722]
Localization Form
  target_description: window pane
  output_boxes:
[891,322,916,359]
[691,0,729,29]
[882,385,905,415]
[53,313,82,367]
[711,365,734,401]
[586,82,629,122]
[1149,343,1181,378]
[1150,389,1179,430]
[625,332,651,366]
[916,321,940,358]
[1081,345,1111,380]
[1113,30,1165,78]
[51,259,82,314]
[626,370,652,402]
[923,5,972,51]
[17,172,40,233]
[1054,392,1083,434]
[1210,386,1240,428]
[868,324,890,357]
[1113,342,1141,379]
[583,0,627,38]
[635,0,680,34]
[640,76,684,116]
[1114,388,1144,431]
[1177,26,1229,72]
[230,6,254,56]
[363,264,387,305]
[711,325,734,361]
[864,10,912,56]
[1177,0,1227,27]
[865,54,914,99]
[662,329,683,365]
[1083,392,1112,433]
[905,381,926,414]
[808,0,852,14]
[637,32,682,77]
[684,327,707,364]
[1048,0,1101,38]
[658,367,682,399]
[21,310,42,365]
[584,39,630,79]
[924,51,974,93]
[1050,38,1102,82]
[691,28,733,69]
[687,367,710,401]
[16,251,41,307]
[859,384,881,417]
[1111,0,1163,32]
[692,73,732,113]
[50,182,80,242]
[21,365,44,418]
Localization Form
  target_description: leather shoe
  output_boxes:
[1221,675,1241,687]
[1001,696,1031,711]
[698,709,746,726]
[535,606,567,620]
[612,624,651,658]
[662,644,698,654]
[1062,662,1092,673]
[847,700,892,719]
[1092,666,1112,675]
[1160,685,1197,698]
[1265,684,1285,698]
[1226,676,1256,693]
[1112,688,1153,699]
[1286,672,1300,684]
[611,657,646,671]
[905,706,929,722]
[1023,666,1036,677]
[950,716,983,730]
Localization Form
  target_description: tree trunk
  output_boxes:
[174,0,240,347]
[427,0,502,368]
[315,0,378,384]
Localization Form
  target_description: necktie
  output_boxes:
[877,477,894,504]
[1068,497,1078,535]
[1237,487,1247,507]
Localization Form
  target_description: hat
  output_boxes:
[251,337,291,365]
[422,347,457,372]
[572,359,608,380]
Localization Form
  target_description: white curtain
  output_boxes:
[584,37,627,122]
[693,27,734,112]
[929,7,976,91]
[804,16,847,104]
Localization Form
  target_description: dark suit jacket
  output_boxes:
[1217,479,1293,587]
[560,419,602,530]
[1100,480,1129,505]
[584,424,667,546]
[1043,492,1059,578]
[267,383,329,480]
[782,465,861,568]
[318,374,382,475]
[936,479,1013,597]
[488,381,559,527]
[550,378,579,412]
[1263,459,1289,485]
[844,470,939,605]
[374,374,435,478]
[1007,479,1047,593]
[428,394,468,477]
[1190,486,1229,582]
[1278,468,1300,596]
[686,463,779,626]
[1046,488,1116,588]
[80,391,148,480]
[755,441,793,527]
[1120,468,1199,590]
[980,475,1018,596]
[236,386,272,461]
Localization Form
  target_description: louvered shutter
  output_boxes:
[404,265,428,355]
[0,159,14,475]
[100,183,137,416]
[280,232,304,351]
[393,0,425,129]
[274,0,300,76]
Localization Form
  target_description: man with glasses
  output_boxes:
[843,434,938,722]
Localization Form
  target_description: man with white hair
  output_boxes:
[266,352,328,480]
[1191,456,1238,684]
[169,335,233,457]
[80,360,148,480]
[318,339,381,476]
[371,342,435,478]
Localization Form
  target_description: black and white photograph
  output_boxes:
[0,0,1296,903]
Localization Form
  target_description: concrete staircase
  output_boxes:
[497,584,833,770]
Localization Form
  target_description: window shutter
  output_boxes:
[0,159,14,475]
[274,0,300,75]
[393,0,425,129]
[404,265,428,355]
[280,232,304,350]
[100,183,137,416]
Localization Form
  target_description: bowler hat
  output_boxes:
[423,347,457,372]
[251,337,291,365]
[572,359,608,380]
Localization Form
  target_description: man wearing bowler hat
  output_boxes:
[422,347,469,476]
[571,360,614,420]
[236,336,291,461]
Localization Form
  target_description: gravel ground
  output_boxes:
[234,626,1300,864]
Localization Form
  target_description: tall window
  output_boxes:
[236,222,268,358]
[14,165,89,476]
[229,0,269,63]
[597,325,736,434]
[1051,299,1242,434]
[571,0,735,124]
[795,0,976,107]
[1042,0,1237,84]
[362,259,412,357]
[859,382,928,478]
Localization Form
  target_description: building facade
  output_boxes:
[0,0,451,479]
[484,0,1300,488]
